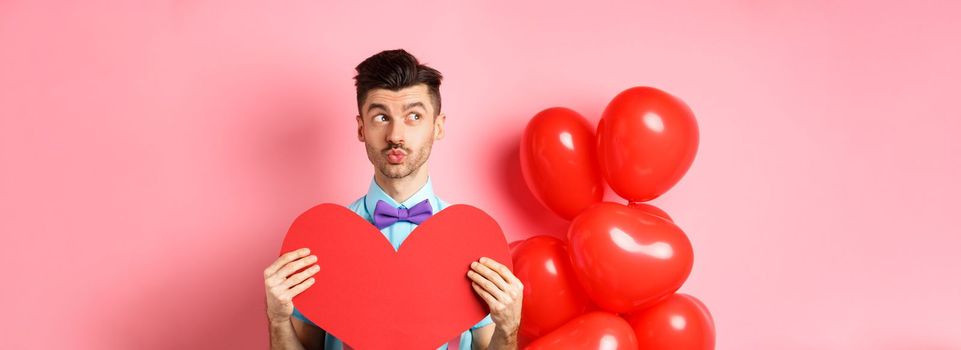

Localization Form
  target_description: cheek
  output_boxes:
[364,127,386,141]
[363,130,383,147]
[414,125,436,143]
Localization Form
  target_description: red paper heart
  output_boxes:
[279,203,512,349]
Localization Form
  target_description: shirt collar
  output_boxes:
[364,176,440,214]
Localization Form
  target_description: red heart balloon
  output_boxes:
[568,202,693,314]
[628,202,674,223]
[509,239,527,255]
[624,293,716,350]
[596,86,699,202]
[512,236,594,339]
[521,107,605,220]
[524,311,638,350]
[279,203,512,350]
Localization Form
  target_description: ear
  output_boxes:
[434,112,446,140]
[356,114,365,142]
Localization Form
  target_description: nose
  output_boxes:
[386,120,405,145]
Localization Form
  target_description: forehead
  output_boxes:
[363,84,433,113]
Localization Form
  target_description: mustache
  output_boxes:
[382,142,409,153]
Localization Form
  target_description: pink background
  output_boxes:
[2,1,959,349]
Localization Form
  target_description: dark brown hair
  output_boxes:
[354,49,443,116]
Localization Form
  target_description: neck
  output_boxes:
[373,164,429,204]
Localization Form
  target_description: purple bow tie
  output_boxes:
[372,199,433,229]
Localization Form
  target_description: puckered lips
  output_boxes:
[386,149,407,164]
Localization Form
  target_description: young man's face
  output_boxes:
[357,84,446,179]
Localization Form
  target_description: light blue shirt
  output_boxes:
[292,176,494,349]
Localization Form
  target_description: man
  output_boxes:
[264,49,524,350]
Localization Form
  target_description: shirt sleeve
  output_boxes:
[470,313,494,330]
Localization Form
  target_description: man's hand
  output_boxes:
[264,247,320,323]
[467,256,524,344]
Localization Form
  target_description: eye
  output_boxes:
[408,112,421,120]
[375,114,388,122]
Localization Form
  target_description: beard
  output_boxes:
[366,136,433,179]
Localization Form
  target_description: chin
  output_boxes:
[380,166,409,179]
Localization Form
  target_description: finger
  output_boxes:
[471,281,502,310]
[264,247,310,278]
[272,255,318,284]
[468,270,510,302]
[287,277,316,298]
[278,254,318,276]
[480,257,522,285]
[282,263,320,289]
[471,261,511,293]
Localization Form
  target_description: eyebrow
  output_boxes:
[366,102,428,114]
[404,102,426,111]
[366,103,387,114]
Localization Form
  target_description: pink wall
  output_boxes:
[2,1,959,349]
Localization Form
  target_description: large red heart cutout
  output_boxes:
[279,203,512,349]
